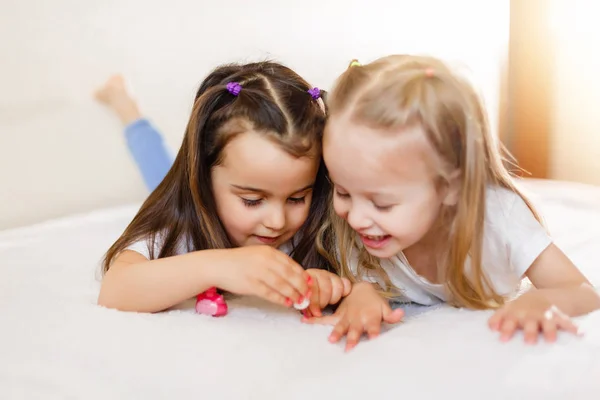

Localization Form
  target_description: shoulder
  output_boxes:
[125,231,192,259]
[480,184,552,291]
[484,185,522,220]
[483,185,545,229]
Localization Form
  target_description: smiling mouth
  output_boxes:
[359,234,391,249]
[255,235,281,244]
[363,234,388,241]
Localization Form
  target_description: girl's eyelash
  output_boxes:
[288,196,306,204]
[333,188,393,211]
[241,198,262,207]
[242,197,306,207]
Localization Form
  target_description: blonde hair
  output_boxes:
[317,55,542,309]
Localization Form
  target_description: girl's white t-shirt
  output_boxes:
[349,186,552,305]
[125,234,294,259]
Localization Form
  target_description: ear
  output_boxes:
[442,169,461,206]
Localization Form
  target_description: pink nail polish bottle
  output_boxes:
[195,287,228,317]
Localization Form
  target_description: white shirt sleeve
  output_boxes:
[124,233,298,261]
[123,232,176,260]
[125,240,150,260]
[125,238,155,260]
[481,187,553,295]
[504,190,553,277]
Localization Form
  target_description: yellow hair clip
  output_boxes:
[349,59,361,67]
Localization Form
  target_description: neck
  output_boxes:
[403,210,454,283]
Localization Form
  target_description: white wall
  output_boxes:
[549,0,600,185]
[0,0,509,230]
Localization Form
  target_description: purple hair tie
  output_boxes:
[226,82,242,96]
[308,87,321,100]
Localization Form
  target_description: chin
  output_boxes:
[363,245,399,259]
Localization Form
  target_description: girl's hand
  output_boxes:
[213,246,311,308]
[488,290,581,344]
[303,269,352,317]
[302,282,404,351]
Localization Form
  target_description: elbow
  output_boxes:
[97,271,164,313]
[581,282,600,309]
[97,270,132,311]
[97,283,125,310]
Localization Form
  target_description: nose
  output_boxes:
[264,204,286,232]
[346,203,372,231]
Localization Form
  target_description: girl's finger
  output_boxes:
[382,307,404,324]
[273,257,310,297]
[488,309,506,331]
[329,318,350,344]
[275,252,307,277]
[500,317,518,342]
[541,319,558,343]
[317,276,333,308]
[523,319,540,345]
[260,270,303,303]
[341,278,352,297]
[256,281,290,307]
[307,280,322,317]
[556,315,581,336]
[328,277,345,306]
[345,322,363,352]
[365,317,382,339]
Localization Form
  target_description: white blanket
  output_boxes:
[1,179,600,399]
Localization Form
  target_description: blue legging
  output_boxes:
[124,119,173,192]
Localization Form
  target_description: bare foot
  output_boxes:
[94,75,142,125]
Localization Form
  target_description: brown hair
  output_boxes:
[103,61,330,272]
[317,55,542,309]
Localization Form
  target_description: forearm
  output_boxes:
[98,250,223,313]
[535,284,600,317]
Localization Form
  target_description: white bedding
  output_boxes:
[1,179,600,399]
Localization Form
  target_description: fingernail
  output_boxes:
[307,276,313,285]
[296,296,304,304]
[285,298,292,307]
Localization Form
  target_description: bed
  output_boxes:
[1,178,600,399]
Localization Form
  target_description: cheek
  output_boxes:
[332,197,348,218]
[288,199,312,230]
[214,193,258,235]
[385,199,440,238]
